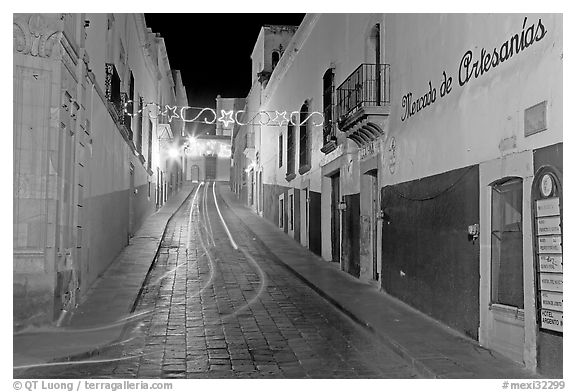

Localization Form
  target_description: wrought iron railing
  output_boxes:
[336,63,390,121]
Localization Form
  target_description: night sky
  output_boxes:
[145,14,305,109]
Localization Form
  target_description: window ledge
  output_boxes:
[321,141,337,154]
[298,164,311,175]
[285,172,296,182]
[489,303,525,320]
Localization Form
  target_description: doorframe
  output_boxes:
[300,187,309,247]
[258,169,264,216]
[287,188,295,239]
[128,162,135,239]
[359,168,380,283]
[321,154,344,263]
[278,193,285,230]
[479,150,537,370]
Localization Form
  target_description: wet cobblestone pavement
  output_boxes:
[20,183,419,379]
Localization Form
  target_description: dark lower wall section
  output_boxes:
[537,333,562,378]
[342,193,361,278]
[263,184,322,257]
[85,189,130,287]
[309,191,322,256]
[534,143,563,378]
[13,273,55,328]
[132,182,156,236]
[381,165,480,339]
[262,183,290,227]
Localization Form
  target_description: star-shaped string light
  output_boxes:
[275,111,290,126]
[217,110,235,128]
[164,105,180,122]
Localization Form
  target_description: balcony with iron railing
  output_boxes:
[106,95,134,143]
[336,63,390,146]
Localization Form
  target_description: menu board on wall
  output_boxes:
[535,176,563,333]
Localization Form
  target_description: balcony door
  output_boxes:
[372,23,382,105]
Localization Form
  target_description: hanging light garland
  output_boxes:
[122,100,324,127]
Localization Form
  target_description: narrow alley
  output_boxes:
[16,183,418,379]
[13,13,563,382]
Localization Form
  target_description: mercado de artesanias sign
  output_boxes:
[401,16,548,122]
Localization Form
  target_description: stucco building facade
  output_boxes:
[13,13,186,329]
[230,14,563,376]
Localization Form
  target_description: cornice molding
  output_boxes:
[133,14,160,86]
[13,13,63,58]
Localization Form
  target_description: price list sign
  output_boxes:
[534,173,563,333]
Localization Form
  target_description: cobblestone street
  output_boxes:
[19,183,419,379]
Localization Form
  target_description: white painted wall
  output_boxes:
[382,14,562,187]
[260,14,386,195]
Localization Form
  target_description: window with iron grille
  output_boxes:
[286,120,295,179]
[299,101,310,173]
[125,71,134,130]
[323,68,335,145]
[105,63,121,116]
[272,51,280,70]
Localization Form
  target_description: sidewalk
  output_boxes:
[13,184,195,371]
[217,184,539,379]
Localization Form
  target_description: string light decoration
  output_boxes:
[122,100,324,127]
[217,110,235,128]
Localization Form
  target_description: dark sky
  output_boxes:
[145,13,305,108]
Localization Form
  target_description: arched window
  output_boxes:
[299,101,310,173]
[369,23,382,105]
[322,68,335,145]
[272,51,280,70]
[369,23,381,64]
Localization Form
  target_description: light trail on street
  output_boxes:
[16,182,418,379]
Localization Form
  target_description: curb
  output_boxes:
[130,185,196,313]
[16,186,197,374]
[216,187,456,379]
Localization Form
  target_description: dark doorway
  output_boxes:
[331,173,341,264]
[191,165,200,182]
[205,155,217,180]
[370,171,379,280]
